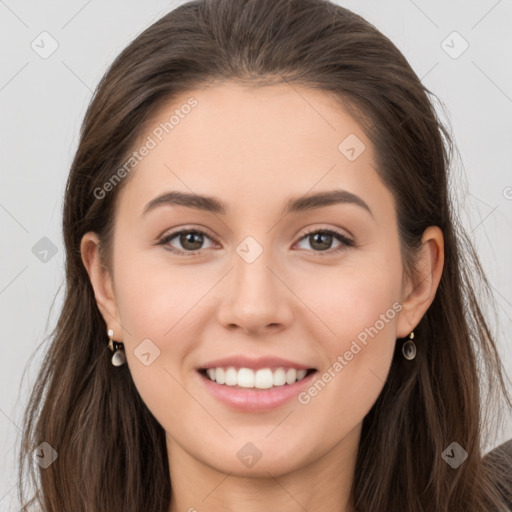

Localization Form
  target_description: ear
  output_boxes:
[80,232,122,340]
[396,226,444,338]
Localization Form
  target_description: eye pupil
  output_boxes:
[181,231,203,250]
[310,232,332,251]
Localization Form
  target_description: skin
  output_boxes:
[81,81,444,512]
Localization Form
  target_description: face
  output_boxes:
[89,81,415,477]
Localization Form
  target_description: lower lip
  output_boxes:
[197,370,317,412]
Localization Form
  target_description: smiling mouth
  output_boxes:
[198,367,317,390]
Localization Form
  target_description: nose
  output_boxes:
[216,246,294,335]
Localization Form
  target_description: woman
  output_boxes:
[17,0,512,510]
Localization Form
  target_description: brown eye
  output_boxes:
[178,231,204,251]
[295,228,354,255]
[308,232,334,251]
[159,229,216,255]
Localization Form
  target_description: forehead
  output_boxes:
[149,80,365,155]
[115,80,384,218]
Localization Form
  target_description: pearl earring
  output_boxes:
[402,331,416,360]
[108,328,126,366]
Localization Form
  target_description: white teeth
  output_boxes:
[254,369,273,389]
[273,368,286,386]
[204,366,311,388]
[286,368,297,385]
[225,367,237,386]
[215,368,225,384]
[237,368,255,388]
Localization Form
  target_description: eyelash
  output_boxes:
[157,226,354,257]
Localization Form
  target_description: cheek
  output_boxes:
[112,244,198,339]
[109,244,190,391]
[330,268,401,350]
[304,249,402,350]
[295,256,402,430]
[329,258,401,370]
[111,252,199,428]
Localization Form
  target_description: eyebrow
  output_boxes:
[142,189,373,217]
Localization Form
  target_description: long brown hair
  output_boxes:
[17,0,512,510]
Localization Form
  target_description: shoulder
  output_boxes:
[484,438,512,464]
[483,438,512,509]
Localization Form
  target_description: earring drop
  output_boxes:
[108,328,126,367]
[402,331,416,360]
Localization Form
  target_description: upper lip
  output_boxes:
[198,355,316,371]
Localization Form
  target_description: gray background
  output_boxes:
[1,0,511,508]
